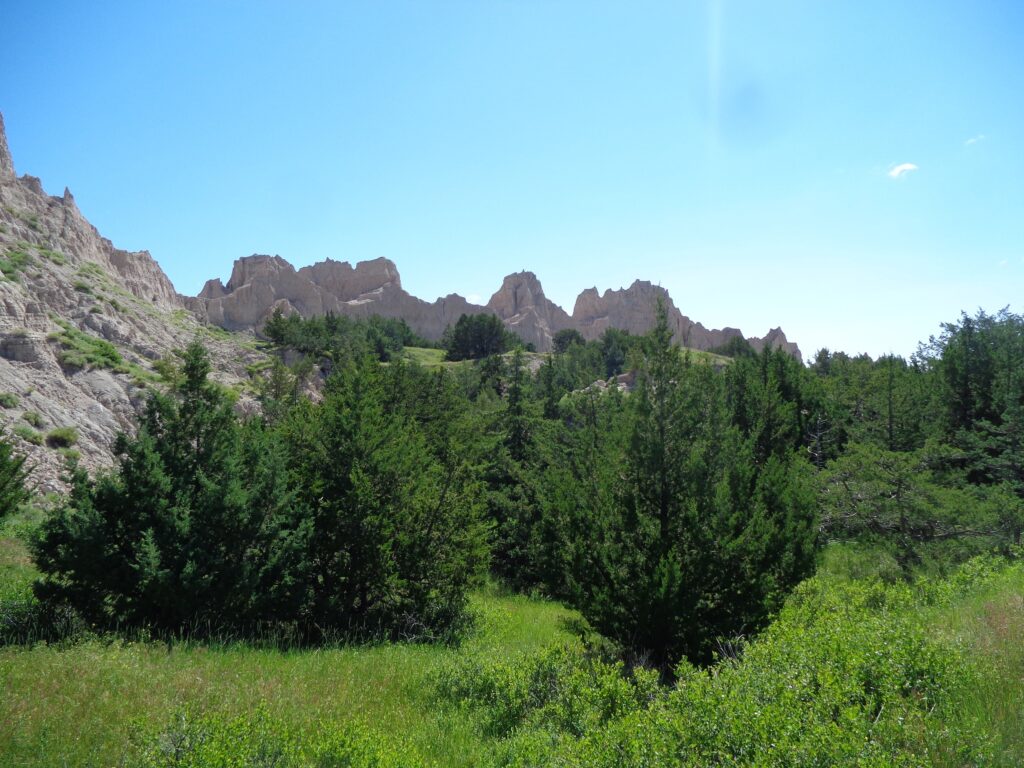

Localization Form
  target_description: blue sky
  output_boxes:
[1,1,1022,357]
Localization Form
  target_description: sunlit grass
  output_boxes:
[403,346,448,368]
[0,530,579,767]
[922,566,1024,767]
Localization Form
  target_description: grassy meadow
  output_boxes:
[0,517,579,767]
[3,503,1024,766]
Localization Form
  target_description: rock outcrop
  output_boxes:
[187,254,489,341]
[193,257,802,359]
[0,113,14,180]
[486,272,573,349]
[0,112,263,490]
[570,281,801,359]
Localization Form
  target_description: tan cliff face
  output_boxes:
[192,257,802,359]
[0,113,263,490]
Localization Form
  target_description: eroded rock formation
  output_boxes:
[192,257,802,359]
[0,113,262,489]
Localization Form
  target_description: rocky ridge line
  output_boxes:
[191,256,802,359]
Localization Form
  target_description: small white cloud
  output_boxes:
[999,259,1009,267]
[466,293,482,305]
[888,162,919,179]
[965,134,986,146]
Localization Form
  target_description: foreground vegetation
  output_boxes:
[2,305,1024,765]
[3,513,1022,765]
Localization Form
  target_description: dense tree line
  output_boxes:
[814,309,1024,567]
[34,344,488,640]
[263,309,433,362]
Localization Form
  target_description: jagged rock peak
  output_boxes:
[298,256,402,298]
[0,112,14,179]
[487,271,547,315]
[226,254,296,292]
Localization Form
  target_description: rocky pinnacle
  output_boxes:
[0,112,14,179]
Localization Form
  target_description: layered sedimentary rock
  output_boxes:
[192,256,801,359]
[486,272,573,348]
[571,281,801,359]
[189,255,487,340]
[0,113,262,488]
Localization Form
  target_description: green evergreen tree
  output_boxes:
[283,357,489,638]
[34,342,309,632]
[577,305,818,667]
[443,313,519,361]
[0,430,30,521]
[552,328,585,354]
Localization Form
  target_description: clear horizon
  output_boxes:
[2,1,1021,358]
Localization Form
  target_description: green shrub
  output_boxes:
[45,427,77,448]
[38,248,66,265]
[72,280,92,294]
[21,411,42,428]
[56,448,80,463]
[434,642,661,741]
[0,392,18,409]
[559,572,995,767]
[12,425,42,446]
[0,249,32,280]
[76,262,105,278]
[50,319,124,371]
[426,560,1010,767]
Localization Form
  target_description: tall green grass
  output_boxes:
[2,509,1022,767]
[921,565,1024,766]
[0,524,579,767]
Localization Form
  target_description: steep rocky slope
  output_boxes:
[193,256,801,359]
[0,114,263,492]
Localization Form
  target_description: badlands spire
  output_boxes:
[0,112,15,179]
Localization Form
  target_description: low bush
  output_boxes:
[38,247,66,265]
[12,425,42,446]
[45,427,77,448]
[49,319,124,371]
[21,411,43,428]
[0,249,32,280]
[559,566,1005,767]
[434,642,661,740]
[0,392,18,409]
[427,558,1015,767]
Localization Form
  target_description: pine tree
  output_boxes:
[34,342,308,633]
[577,304,818,668]
[283,357,489,638]
[0,430,30,521]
